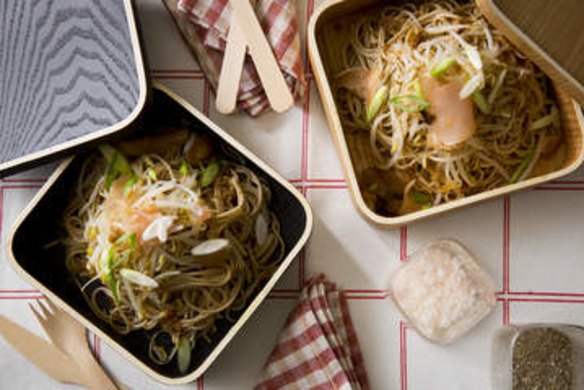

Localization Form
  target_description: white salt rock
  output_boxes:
[390,238,496,344]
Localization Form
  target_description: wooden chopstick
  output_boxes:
[215,10,248,114]
[228,0,294,113]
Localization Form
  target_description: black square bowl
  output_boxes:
[7,82,313,384]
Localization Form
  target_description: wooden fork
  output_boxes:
[30,299,119,390]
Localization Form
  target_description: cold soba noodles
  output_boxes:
[63,129,284,372]
[333,0,564,216]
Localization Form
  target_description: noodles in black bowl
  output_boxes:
[9,86,311,381]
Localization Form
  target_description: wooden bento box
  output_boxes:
[6,83,313,385]
[308,0,584,228]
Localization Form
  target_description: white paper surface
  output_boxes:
[1,0,584,389]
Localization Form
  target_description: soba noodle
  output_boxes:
[63,132,284,372]
[333,0,564,216]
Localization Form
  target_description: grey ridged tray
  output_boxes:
[0,0,148,176]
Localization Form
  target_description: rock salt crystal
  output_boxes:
[390,239,496,344]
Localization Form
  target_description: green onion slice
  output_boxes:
[99,145,133,190]
[510,148,536,183]
[389,95,430,113]
[177,337,192,374]
[179,160,189,176]
[123,174,138,194]
[116,232,137,251]
[146,167,157,181]
[411,190,432,208]
[472,91,490,114]
[413,79,424,99]
[100,245,120,304]
[430,57,457,79]
[366,85,389,124]
[529,106,560,131]
[201,161,221,188]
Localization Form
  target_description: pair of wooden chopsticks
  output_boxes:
[216,0,294,114]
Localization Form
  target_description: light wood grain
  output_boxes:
[215,10,248,114]
[0,314,86,385]
[229,0,294,113]
[30,300,118,390]
[478,0,584,107]
[0,0,143,170]
[308,0,584,228]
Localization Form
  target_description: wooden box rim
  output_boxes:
[477,0,584,109]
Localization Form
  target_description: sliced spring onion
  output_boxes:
[101,245,120,304]
[368,182,379,192]
[430,57,457,79]
[104,159,118,190]
[529,106,560,131]
[177,337,192,374]
[153,346,167,362]
[123,174,138,194]
[389,95,430,113]
[191,239,230,256]
[146,167,157,181]
[510,148,536,183]
[411,190,432,208]
[119,269,159,288]
[459,74,483,100]
[179,160,189,176]
[116,232,137,251]
[110,251,130,271]
[109,278,120,304]
[99,145,133,190]
[472,91,490,114]
[99,145,132,174]
[366,85,389,123]
[413,79,424,99]
[201,161,221,188]
[100,245,115,274]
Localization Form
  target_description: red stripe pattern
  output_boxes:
[256,275,369,390]
[162,0,305,116]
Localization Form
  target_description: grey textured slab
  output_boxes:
[0,0,144,168]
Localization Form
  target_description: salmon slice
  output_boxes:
[422,77,477,149]
[103,176,160,239]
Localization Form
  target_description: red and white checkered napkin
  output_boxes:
[162,0,305,116]
[256,275,369,390]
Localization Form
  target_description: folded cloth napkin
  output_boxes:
[162,0,305,116]
[256,275,369,390]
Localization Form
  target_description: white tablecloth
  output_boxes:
[2,1,584,389]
